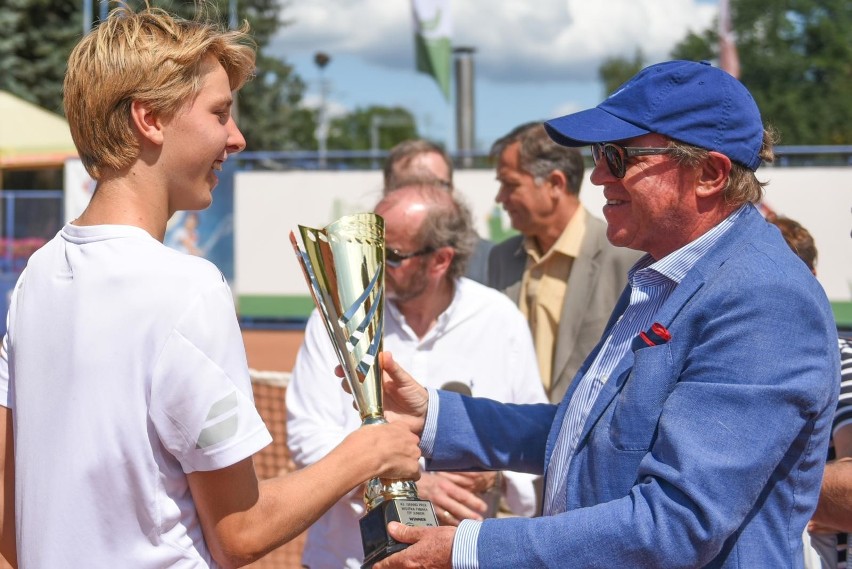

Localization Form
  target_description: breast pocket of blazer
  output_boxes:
[609,343,677,452]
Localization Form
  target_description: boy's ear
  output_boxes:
[130,100,164,145]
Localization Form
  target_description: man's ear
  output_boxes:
[546,170,568,198]
[130,100,165,146]
[696,152,732,199]
[430,246,454,276]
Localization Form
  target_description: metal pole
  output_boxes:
[453,47,476,168]
[83,0,93,34]
[370,116,380,170]
[314,52,331,169]
[318,72,328,169]
[229,0,238,30]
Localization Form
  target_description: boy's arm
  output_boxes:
[0,407,16,568]
[187,421,421,568]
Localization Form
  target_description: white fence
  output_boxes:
[235,167,852,306]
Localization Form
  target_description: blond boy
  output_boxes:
[0,6,420,567]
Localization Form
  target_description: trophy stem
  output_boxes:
[362,415,387,426]
[364,477,420,511]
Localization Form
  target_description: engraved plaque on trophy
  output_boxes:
[290,213,438,569]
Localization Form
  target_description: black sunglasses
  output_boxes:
[386,246,435,268]
[591,142,674,178]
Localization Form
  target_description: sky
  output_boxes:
[266,0,720,152]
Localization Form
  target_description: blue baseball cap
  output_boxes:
[544,60,764,171]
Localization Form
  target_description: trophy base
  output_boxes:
[360,498,438,569]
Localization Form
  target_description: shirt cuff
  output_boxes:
[419,387,440,458]
[451,519,482,569]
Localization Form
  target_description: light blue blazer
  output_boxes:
[428,204,840,568]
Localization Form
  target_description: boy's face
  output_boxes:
[161,56,245,215]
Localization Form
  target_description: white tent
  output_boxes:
[0,90,77,170]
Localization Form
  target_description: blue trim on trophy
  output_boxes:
[340,261,382,325]
[349,284,382,346]
[357,316,383,378]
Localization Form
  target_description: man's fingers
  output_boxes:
[428,494,477,523]
[375,524,455,569]
[445,482,488,514]
[382,351,421,389]
[387,521,420,544]
[381,351,405,379]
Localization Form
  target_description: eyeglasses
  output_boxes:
[591,142,674,179]
[386,246,435,268]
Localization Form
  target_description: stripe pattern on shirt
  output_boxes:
[542,207,743,516]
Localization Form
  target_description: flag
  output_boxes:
[718,0,741,79]
[411,0,452,101]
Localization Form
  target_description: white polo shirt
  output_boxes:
[0,224,271,568]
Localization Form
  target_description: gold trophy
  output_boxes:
[290,213,438,569]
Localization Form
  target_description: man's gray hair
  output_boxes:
[490,121,585,195]
[383,139,454,192]
[381,184,477,280]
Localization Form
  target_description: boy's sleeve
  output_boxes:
[150,281,271,472]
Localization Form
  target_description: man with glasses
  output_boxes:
[286,183,547,569]
[383,139,454,192]
[383,139,493,284]
[488,122,640,403]
[371,60,840,568]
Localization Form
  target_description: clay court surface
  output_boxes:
[242,327,308,569]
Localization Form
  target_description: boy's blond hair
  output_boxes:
[64,4,256,179]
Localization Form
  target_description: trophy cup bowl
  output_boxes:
[290,213,438,569]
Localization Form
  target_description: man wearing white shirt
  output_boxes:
[286,183,546,569]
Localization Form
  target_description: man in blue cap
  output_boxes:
[369,60,840,568]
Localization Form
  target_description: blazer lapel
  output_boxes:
[551,225,604,388]
[503,241,526,304]
[490,235,526,303]
[567,204,766,454]
[543,286,630,468]
[572,272,707,448]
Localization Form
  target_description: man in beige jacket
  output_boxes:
[488,122,640,403]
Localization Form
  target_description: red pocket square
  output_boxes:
[638,323,672,347]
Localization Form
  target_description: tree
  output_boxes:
[598,49,646,97]
[0,0,316,150]
[239,55,317,151]
[0,0,82,115]
[136,0,316,151]
[670,0,851,145]
[327,106,419,152]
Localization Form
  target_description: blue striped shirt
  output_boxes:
[429,206,745,568]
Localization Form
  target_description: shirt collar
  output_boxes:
[523,206,587,261]
[386,279,462,341]
[629,205,747,287]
